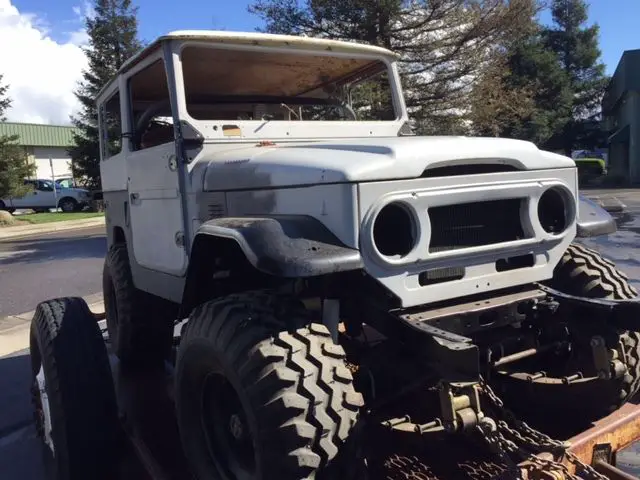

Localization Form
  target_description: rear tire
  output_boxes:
[175,291,364,480]
[494,244,640,420]
[29,297,119,480]
[103,243,175,367]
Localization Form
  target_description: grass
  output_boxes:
[12,211,104,225]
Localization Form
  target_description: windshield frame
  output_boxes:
[168,39,409,141]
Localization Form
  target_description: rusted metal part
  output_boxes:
[496,369,599,385]
[564,400,640,474]
[492,342,568,368]
[400,287,545,335]
[592,460,638,480]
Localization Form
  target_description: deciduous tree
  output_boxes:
[249,0,541,134]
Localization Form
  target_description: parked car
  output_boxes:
[55,177,78,189]
[0,179,92,213]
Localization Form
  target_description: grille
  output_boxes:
[428,198,526,252]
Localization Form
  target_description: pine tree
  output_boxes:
[0,74,35,200]
[499,34,573,147]
[542,0,609,154]
[68,0,142,189]
[249,0,539,134]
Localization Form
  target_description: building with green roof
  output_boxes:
[0,122,80,180]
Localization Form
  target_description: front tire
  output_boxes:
[551,243,640,407]
[58,197,77,213]
[175,292,364,480]
[29,297,119,480]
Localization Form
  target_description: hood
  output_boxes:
[201,136,576,191]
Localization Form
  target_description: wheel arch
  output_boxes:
[179,216,363,317]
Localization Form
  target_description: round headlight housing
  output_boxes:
[537,186,574,235]
[372,201,418,259]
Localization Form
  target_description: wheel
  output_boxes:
[175,291,364,480]
[103,243,175,366]
[29,297,119,480]
[493,243,640,421]
[58,197,77,212]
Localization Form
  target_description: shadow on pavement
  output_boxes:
[0,235,106,265]
[0,350,49,480]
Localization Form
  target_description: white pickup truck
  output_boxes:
[0,178,92,213]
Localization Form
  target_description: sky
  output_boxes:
[1,0,637,125]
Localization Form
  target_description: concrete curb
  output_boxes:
[0,292,104,358]
[0,216,105,240]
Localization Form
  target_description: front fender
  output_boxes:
[195,215,363,277]
[576,195,617,238]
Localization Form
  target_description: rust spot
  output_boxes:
[222,125,241,137]
[257,140,276,147]
[565,400,640,474]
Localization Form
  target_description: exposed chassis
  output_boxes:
[360,281,640,384]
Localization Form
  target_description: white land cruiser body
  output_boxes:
[69,30,637,480]
[96,30,583,310]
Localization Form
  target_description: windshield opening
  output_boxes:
[179,45,396,122]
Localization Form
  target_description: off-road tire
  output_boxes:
[552,243,640,406]
[175,291,364,480]
[103,243,174,366]
[29,297,119,480]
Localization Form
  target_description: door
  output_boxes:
[127,141,187,276]
[11,180,39,208]
[34,180,56,208]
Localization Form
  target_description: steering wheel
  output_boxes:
[134,101,172,148]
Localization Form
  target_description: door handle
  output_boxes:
[130,193,139,203]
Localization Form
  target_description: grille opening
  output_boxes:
[538,188,569,234]
[422,164,519,178]
[428,198,526,252]
[373,202,416,257]
[419,266,465,286]
[496,254,535,272]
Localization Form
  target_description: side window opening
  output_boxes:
[129,59,174,151]
[101,92,123,159]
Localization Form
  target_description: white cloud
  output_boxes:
[0,0,89,125]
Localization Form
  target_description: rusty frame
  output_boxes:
[563,398,640,476]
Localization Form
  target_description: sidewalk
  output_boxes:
[0,216,105,240]
[0,293,105,358]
